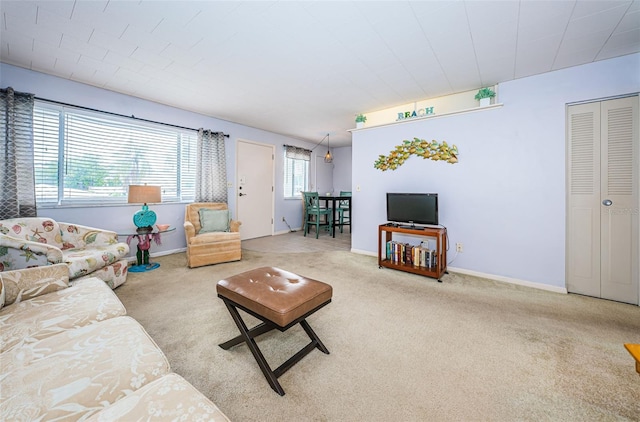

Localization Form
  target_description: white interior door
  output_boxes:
[567,96,639,305]
[600,97,639,303]
[236,140,274,240]
[567,102,601,297]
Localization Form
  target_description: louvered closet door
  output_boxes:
[567,102,601,298]
[567,96,639,305]
[600,97,638,303]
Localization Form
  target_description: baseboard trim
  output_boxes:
[351,248,376,257]
[349,249,567,294]
[274,228,303,236]
[126,247,187,263]
[447,266,568,294]
[131,247,568,295]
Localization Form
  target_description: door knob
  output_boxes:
[239,193,246,196]
[602,199,612,206]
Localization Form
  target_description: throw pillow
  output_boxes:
[0,264,69,305]
[198,209,230,234]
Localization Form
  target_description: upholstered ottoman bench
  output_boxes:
[216,267,332,396]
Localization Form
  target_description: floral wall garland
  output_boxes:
[374,138,459,171]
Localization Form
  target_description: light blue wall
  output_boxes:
[4,53,635,287]
[351,53,640,289]
[332,146,353,194]
[0,63,351,256]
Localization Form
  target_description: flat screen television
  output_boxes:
[386,193,438,227]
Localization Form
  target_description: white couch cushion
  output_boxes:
[0,277,126,353]
[0,264,68,306]
[0,316,171,421]
[88,374,231,422]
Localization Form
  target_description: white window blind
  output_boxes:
[33,106,60,203]
[33,102,196,205]
[283,148,310,199]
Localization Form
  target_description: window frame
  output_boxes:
[32,101,198,207]
[283,151,310,199]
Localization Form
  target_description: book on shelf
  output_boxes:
[410,245,435,268]
[385,240,407,264]
[385,240,439,268]
[385,240,437,267]
[404,243,413,265]
[423,247,433,268]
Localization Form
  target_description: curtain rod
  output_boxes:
[35,96,230,138]
[283,144,312,152]
[284,134,329,152]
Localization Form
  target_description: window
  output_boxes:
[283,146,311,199]
[33,101,197,205]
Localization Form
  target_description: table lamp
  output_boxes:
[128,184,161,234]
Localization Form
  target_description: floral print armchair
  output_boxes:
[0,218,129,289]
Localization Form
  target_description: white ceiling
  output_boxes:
[1,1,639,147]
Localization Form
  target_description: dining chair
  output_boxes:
[302,192,333,238]
[337,191,351,233]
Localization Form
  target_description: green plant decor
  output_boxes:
[355,114,367,123]
[475,87,496,100]
[374,138,459,171]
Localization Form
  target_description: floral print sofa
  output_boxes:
[0,217,129,289]
[0,264,230,421]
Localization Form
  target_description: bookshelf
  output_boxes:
[378,224,447,282]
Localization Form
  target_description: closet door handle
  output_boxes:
[602,199,613,206]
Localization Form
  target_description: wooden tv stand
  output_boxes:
[378,223,447,282]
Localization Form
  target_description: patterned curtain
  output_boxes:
[195,129,228,203]
[284,145,311,161]
[0,87,36,219]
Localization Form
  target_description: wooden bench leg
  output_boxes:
[220,299,285,395]
[301,319,330,354]
[218,297,330,396]
[624,344,640,375]
[219,320,276,350]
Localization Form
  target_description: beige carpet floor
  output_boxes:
[115,250,640,422]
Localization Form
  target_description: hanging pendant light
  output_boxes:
[311,132,334,163]
[324,133,333,163]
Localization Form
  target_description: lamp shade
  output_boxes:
[128,185,161,204]
[323,133,332,163]
[128,185,161,231]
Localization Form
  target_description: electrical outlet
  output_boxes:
[282,216,285,221]
[356,185,361,191]
[456,242,463,253]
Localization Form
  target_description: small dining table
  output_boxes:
[318,194,351,238]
